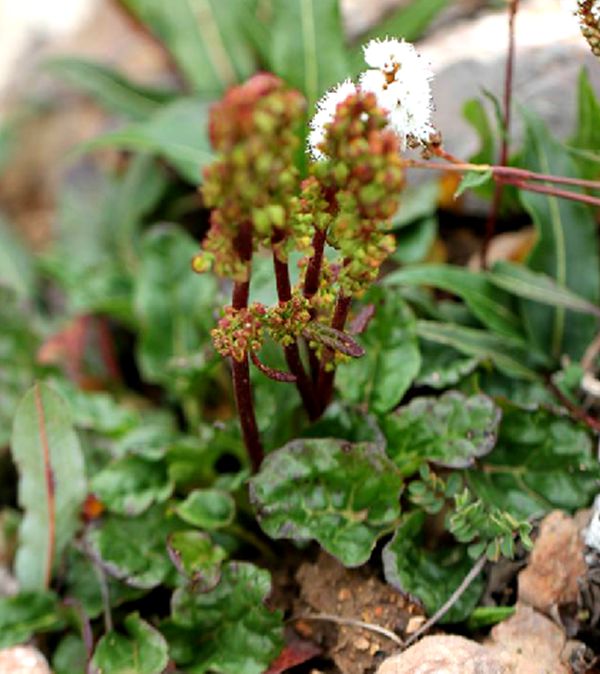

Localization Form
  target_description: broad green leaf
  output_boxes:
[45,57,176,120]
[0,290,40,447]
[117,0,255,93]
[170,562,283,674]
[571,68,600,179]
[468,406,599,519]
[269,0,349,107]
[64,549,143,620]
[303,402,385,446]
[87,506,176,589]
[393,217,437,265]
[519,108,600,360]
[0,592,62,648]
[488,260,600,318]
[336,288,421,414]
[11,383,86,590]
[383,512,484,623]
[249,438,403,566]
[91,455,173,516]
[175,489,236,530]
[351,0,449,72]
[391,181,440,229]
[416,339,479,389]
[384,264,524,340]
[463,98,495,165]
[83,98,212,183]
[382,392,501,474]
[416,320,543,380]
[92,612,168,674]
[167,530,226,590]
[454,169,493,198]
[0,216,35,301]
[134,225,217,388]
[53,634,87,674]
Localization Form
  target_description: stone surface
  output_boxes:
[0,646,51,674]
[376,635,509,674]
[518,510,587,613]
[487,604,570,674]
[420,0,600,160]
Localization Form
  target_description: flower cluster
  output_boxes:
[308,38,436,159]
[211,304,266,362]
[311,91,404,296]
[195,73,305,280]
[575,0,600,57]
[265,295,312,346]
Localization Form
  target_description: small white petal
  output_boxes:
[307,79,358,160]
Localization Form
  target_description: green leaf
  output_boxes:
[82,98,212,183]
[170,562,283,674]
[383,512,484,623]
[383,392,501,474]
[269,0,349,107]
[92,612,169,674]
[336,288,421,414]
[87,506,176,589]
[117,0,256,93]
[454,170,493,198]
[0,290,40,447]
[518,108,600,360]
[571,68,600,179]
[175,489,236,530]
[249,438,403,566]
[391,181,440,229]
[468,406,599,519]
[11,383,86,590]
[167,530,226,590]
[416,320,542,380]
[53,634,88,674]
[393,217,438,265]
[384,264,524,340]
[0,591,62,648]
[0,216,36,301]
[488,260,600,318]
[466,605,515,630]
[416,339,479,389]
[91,455,173,516]
[45,57,176,120]
[134,225,217,388]
[463,98,495,165]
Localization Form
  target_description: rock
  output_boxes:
[487,604,570,674]
[419,0,600,160]
[375,635,510,674]
[0,646,51,674]
[518,510,586,613]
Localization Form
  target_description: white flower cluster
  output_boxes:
[308,38,436,160]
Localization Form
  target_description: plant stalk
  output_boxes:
[232,222,264,472]
[482,0,520,269]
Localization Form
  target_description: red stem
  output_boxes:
[482,0,519,269]
[231,222,263,472]
[546,376,600,434]
[303,228,327,301]
[497,177,600,208]
[316,293,352,414]
[272,248,319,420]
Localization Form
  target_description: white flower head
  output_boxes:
[308,79,358,160]
[360,38,435,150]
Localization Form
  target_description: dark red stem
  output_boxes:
[497,177,600,208]
[272,249,319,420]
[316,293,352,414]
[231,222,263,472]
[482,0,519,269]
[546,376,600,434]
[303,228,327,301]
